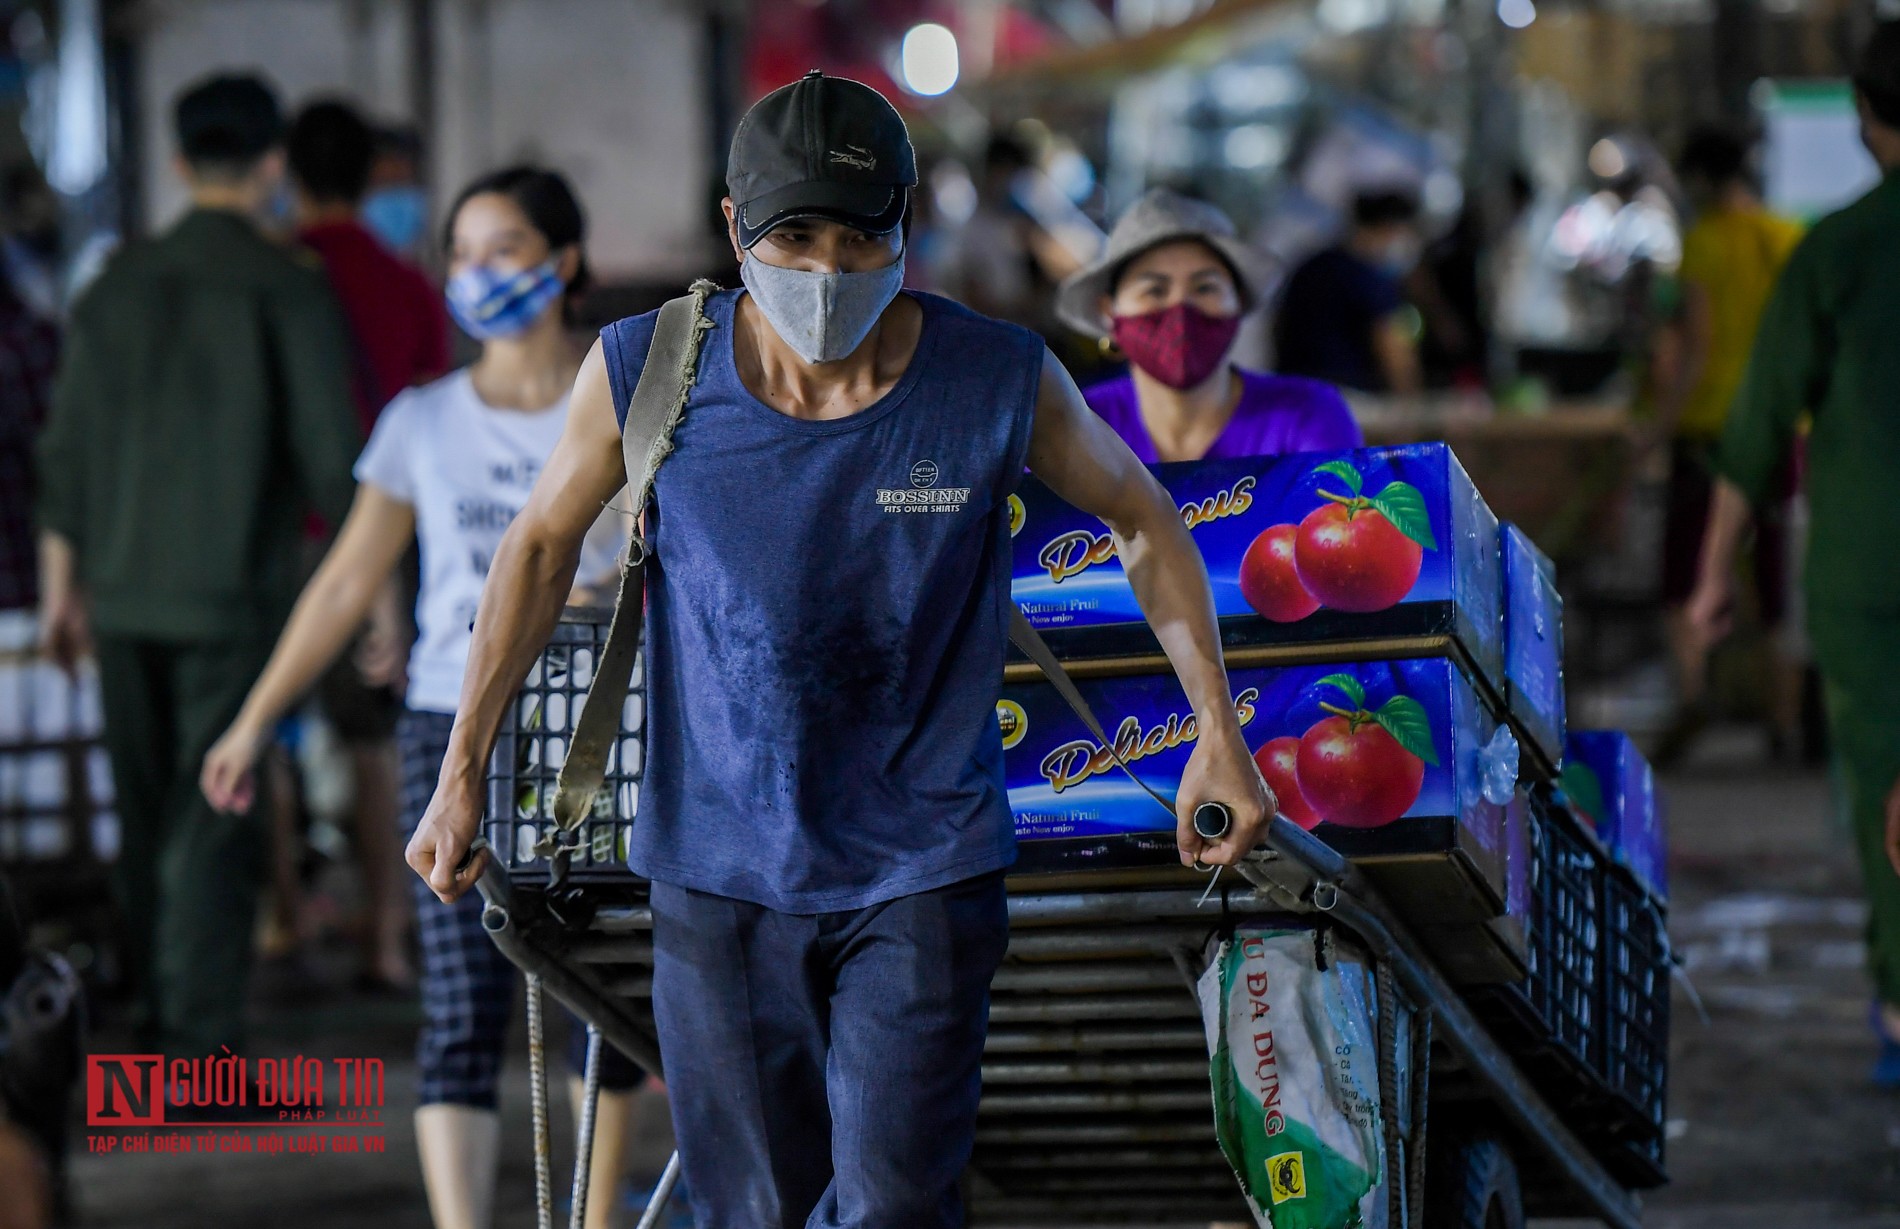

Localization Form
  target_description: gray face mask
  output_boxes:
[740,250,907,364]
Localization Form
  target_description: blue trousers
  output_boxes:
[649,872,1009,1229]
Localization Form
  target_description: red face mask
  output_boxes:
[1110,302,1241,390]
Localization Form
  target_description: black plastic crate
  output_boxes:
[1473,790,1602,1086]
[483,610,641,883]
[1601,1129,1668,1190]
[1534,795,1604,1076]
[1595,862,1670,1162]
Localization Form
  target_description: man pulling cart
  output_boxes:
[405,70,1271,1228]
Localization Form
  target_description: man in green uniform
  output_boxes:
[35,74,359,1057]
[1687,23,1900,1088]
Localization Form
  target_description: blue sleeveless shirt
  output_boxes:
[600,288,1044,912]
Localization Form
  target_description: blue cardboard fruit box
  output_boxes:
[1001,656,1517,923]
[1419,789,1534,985]
[1008,443,1504,695]
[1501,524,1566,777]
[1561,731,1666,902]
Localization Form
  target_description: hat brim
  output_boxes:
[1054,229,1270,339]
[737,181,907,248]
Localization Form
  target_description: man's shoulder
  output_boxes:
[1800,179,1899,259]
[604,284,735,350]
[318,222,436,288]
[916,291,1044,360]
[158,213,331,298]
[602,301,667,349]
[248,239,337,300]
[72,232,165,297]
[600,287,741,394]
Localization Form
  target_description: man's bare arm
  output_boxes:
[407,342,629,900]
[35,531,89,676]
[1025,349,1271,867]
[1684,476,1752,649]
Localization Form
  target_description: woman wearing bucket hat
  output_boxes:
[1056,188,1361,464]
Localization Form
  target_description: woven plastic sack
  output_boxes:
[1197,925,1385,1228]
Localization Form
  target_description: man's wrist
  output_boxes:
[1193,695,1246,745]
[434,744,486,800]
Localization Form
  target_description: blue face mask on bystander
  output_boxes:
[361,185,429,253]
[445,259,565,340]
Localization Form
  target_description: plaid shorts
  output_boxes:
[398,709,644,1107]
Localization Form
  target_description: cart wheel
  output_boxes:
[1425,1128,1524,1229]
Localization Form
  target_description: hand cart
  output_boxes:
[470,613,1660,1228]
[473,830,1654,1228]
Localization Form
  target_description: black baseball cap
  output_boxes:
[1856,23,1900,129]
[728,70,918,249]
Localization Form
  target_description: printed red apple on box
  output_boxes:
[1242,459,1433,618]
[1269,672,1438,830]
[1009,444,1504,695]
[1000,658,1515,920]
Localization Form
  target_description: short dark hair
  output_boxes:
[174,74,284,176]
[444,166,592,312]
[1678,126,1751,187]
[372,123,424,170]
[1856,23,1900,129]
[1351,190,1420,229]
[288,100,374,204]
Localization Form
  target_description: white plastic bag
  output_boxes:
[1197,925,1386,1229]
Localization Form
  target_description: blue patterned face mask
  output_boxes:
[445,259,565,340]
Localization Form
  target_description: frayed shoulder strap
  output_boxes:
[548,280,717,836]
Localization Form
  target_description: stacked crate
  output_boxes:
[1002,445,1672,1187]
[1005,446,1522,932]
[482,609,644,884]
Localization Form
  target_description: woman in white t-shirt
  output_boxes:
[201,168,662,1229]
